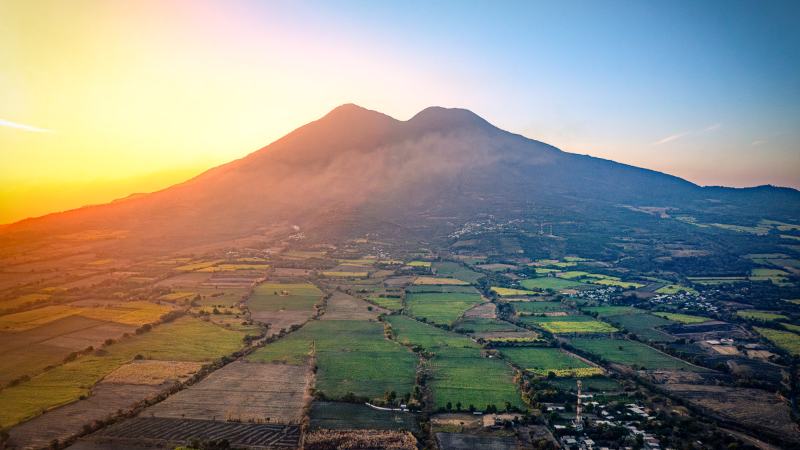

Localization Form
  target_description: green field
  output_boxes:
[387,316,523,411]
[655,284,697,295]
[549,376,621,392]
[500,347,600,377]
[367,296,403,311]
[248,282,322,311]
[249,320,416,400]
[520,277,586,291]
[405,290,483,326]
[652,312,709,324]
[589,278,644,289]
[511,301,568,314]
[737,310,788,321]
[602,313,675,342]
[0,317,248,428]
[519,315,617,334]
[569,337,699,371]
[583,306,642,317]
[754,327,800,355]
[433,261,484,284]
[454,317,522,333]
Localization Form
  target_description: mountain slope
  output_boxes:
[1,104,798,254]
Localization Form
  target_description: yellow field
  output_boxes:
[175,260,222,272]
[490,286,537,296]
[406,261,432,268]
[102,360,203,385]
[0,301,174,331]
[414,277,469,286]
[321,271,369,278]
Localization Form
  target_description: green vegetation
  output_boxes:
[454,317,521,333]
[432,261,484,284]
[0,317,248,428]
[569,337,699,371]
[520,277,586,291]
[249,320,416,400]
[754,327,800,355]
[655,284,697,294]
[653,312,709,324]
[367,296,403,311]
[549,376,621,392]
[511,301,567,314]
[387,315,524,411]
[249,282,322,311]
[500,347,600,377]
[519,315,617,334]
[406,261,432,268]
[583,306,641,317]
[310,401,419,431]
[405,290,483,326]
[602,313,675,342]
[737,310,788,321]
[589,278,644,289]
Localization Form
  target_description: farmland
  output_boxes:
[490,286,537,297]
[0,316,248,428]
[249,320,417,401]
[736,310,788,321]
[432,261,484,284]
[519,315,618,334]
[499,347,601,377]
[754,327,800,355]
[387,316,524,411]
[520,277,587,291]
[405,289,483,326]
[310,401,419,431]
[414,276,470,286]
[569,337,700,371]
[652,312,710,324]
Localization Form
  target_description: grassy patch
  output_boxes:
[655,284,697,295]
[368,296,403,311]
[511,301,567,314]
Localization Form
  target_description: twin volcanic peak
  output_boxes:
[1,104,798,254]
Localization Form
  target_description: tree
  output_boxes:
[446,401,453,412]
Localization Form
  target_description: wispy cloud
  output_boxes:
[652,131,689,146]
[651,123,720,146]
[0,119,52,133]
[751,139,767,146]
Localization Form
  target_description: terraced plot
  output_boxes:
[405,290,483,326]
[500,347,601,377]
[387,316,524,411]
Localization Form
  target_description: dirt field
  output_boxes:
[306,429,417,450]
[154,272,212,288]
[709,344,739,355]
[272,267,312,277]
[102,360,202,385]
[8,382,164,449]
[473,330,540,341]
[436,432,519,450]
[322,291,387,320]
[250,310,312,336]
[144,361,310,423]
[87,417,300,449]
[464,302,496,319]
[665,384,800,442]
[383,276,416,287]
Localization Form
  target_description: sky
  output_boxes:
[1,0,799,224]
